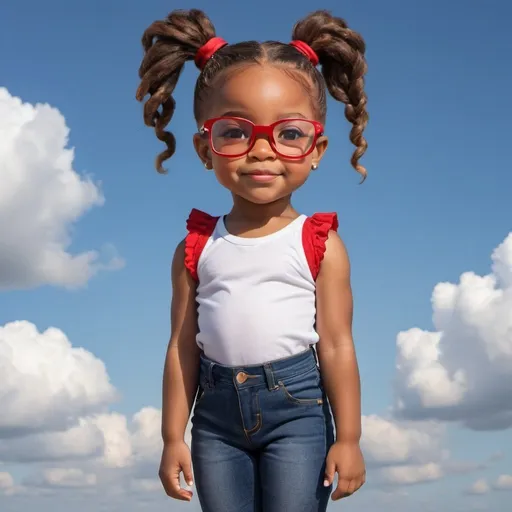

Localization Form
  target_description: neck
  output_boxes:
[229,194,297,223]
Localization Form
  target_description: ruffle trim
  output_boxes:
[184,208,219,281]
[302,212,339,280]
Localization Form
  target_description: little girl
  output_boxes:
[136,8,368,512]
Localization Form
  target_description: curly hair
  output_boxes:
[136,9,369,180]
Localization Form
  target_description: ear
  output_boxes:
[311,135,328,165]
[193,133,212,168]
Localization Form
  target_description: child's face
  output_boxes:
[193,64,328,205]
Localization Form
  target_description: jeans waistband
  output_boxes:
[199,348,318,391]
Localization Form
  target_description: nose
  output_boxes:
[247,135,276,161]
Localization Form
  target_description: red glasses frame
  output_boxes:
[199,117,324,159]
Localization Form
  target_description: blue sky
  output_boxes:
[1,0,511,511]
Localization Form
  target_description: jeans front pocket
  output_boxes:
[278,367,324,406]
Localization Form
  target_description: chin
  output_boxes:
[238,190,289,205]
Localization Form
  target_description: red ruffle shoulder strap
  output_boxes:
[184,209,219,281]
[302,212,339,280]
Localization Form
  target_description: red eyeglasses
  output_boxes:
[199,117,324,159]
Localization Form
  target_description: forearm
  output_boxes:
[162,340,201,444]
[317,343,361,443]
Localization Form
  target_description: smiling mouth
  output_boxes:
[241,169,282,182]
[240,170,283,182]
[240,170,283,176]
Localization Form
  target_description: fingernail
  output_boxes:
[187,480,194,486]
[323,479,330,487]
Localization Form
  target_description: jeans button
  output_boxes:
[236,371,248,384]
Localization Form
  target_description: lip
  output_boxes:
[240,170,283,182]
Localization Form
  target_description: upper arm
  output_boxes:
[169,239,199,351]
[315,230,354,351]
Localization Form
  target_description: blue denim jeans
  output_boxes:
[191,348,335,512]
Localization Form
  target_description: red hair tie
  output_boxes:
[195,37,228,70]
[289,40,319,66]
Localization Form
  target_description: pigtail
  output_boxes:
[136,10,216,173]
[292,11,369,181]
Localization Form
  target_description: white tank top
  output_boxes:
[184,209,338,366]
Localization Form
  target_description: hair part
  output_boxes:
[136,9,369,181]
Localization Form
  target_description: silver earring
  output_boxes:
[204,162,211,170]
[311,163,318,170]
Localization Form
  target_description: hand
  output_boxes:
[324,441,366,500]
[159,441,194,501]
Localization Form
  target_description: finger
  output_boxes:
[346,479,358,495]
[323,460,336,488]
[331,478,351,501]
[160,468,192,501]
[183,460,194,488]
[173,469,193,501]
[354,473,366,492]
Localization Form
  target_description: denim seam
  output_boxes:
[278,380,323,406]
[233,375,262,443]
[245,392,262,435]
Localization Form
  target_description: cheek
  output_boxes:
[211,157,240,184]
[284,159,313,179]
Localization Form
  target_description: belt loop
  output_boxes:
[263,363,278,390]
[207,362,215,388]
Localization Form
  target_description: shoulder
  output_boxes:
[183,208,220,281]
[319,229,350,278]
[171,238,187,276]
[171,238,198,290]
[302,211,341,280]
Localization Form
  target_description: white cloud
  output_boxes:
[129,478,162,493]
[493,474,512,491]
[360,415,451,486]
[91,414,133,468]
[0,320,117,438]
[38,468,97,488]
[379,463,443,486]
[394,233,512,430]
[0,418,104,463]
[466,479,490,495]
[361,415,444,467]
[130,408,163,465]
[0,320,164,469]
[0,87,123,290]
[0,471,15,495]
[0,472,14,489]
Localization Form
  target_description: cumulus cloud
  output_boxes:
[394,233,512,430]
[0,418,104,463]
[465,475,512,495]
[0,320,166,471]
[361,415,449,486]
[129,478,162,493]
[0,87,123,290]
[0,320,117,438]
[0,471,15,495]
[130,408,163,464]
[361,415,444,467]
[32,468,97,489]
[493,474,512,491]
[379,463,443,486]
[466,479,490,495]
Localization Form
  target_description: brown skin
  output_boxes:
[160,64,365,502]
[159,241,199,502]
[316,230,366,498]
[194,64,328,233]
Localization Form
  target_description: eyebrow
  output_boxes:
[219,110,308,121]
